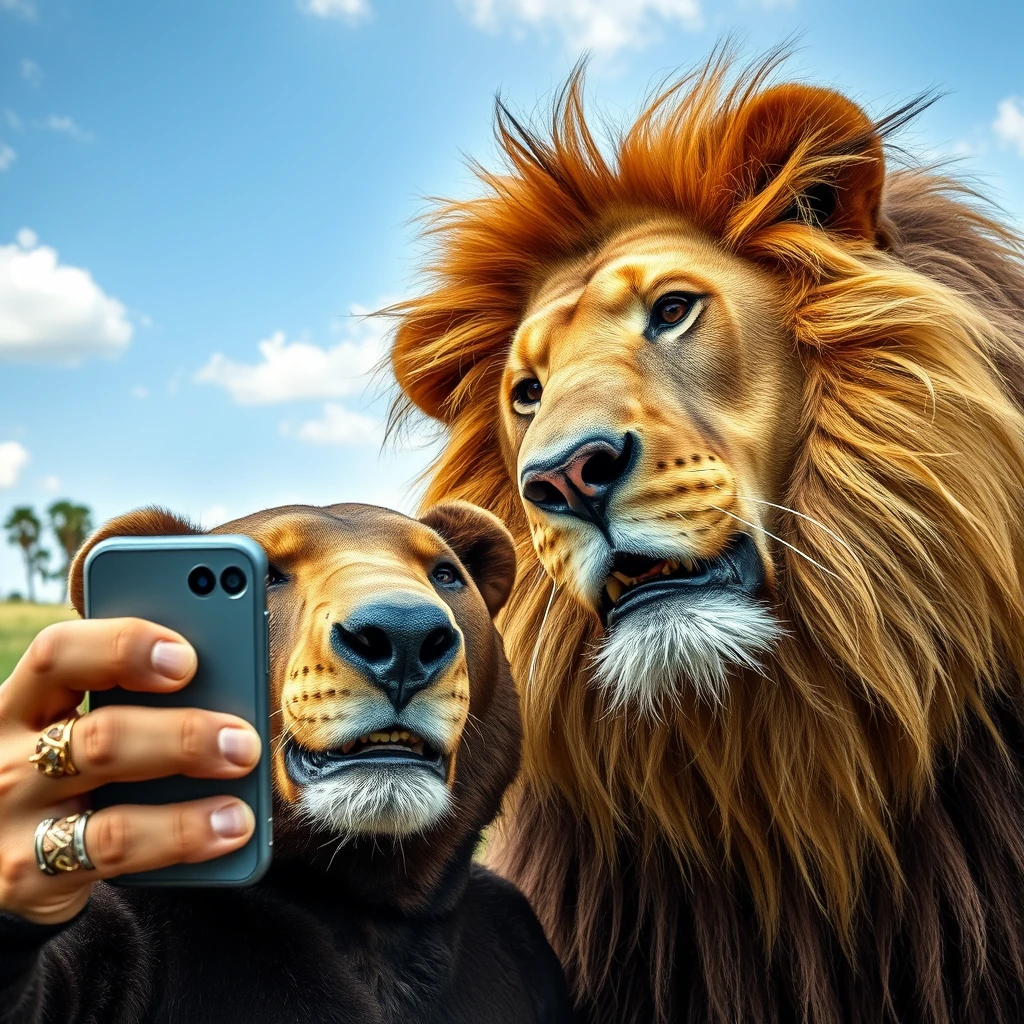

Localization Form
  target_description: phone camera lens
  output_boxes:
[220,566,247,597]
[188,566,216,596]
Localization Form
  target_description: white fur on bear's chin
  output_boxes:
[299,766,452,839]
[591,591,782,715]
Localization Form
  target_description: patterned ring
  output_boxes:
[34,811,95,875]
[29,717,80,778]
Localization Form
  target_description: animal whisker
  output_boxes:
[720,491,866,572]
[703,506,844,581]
[528,574,558,694]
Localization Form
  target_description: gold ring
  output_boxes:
[34,811,95,875]
[29,717,80,778]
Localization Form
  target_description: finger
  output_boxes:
[1,797,256,921]
[83,797,256,879]
[26,707,262,801]
[2,618,197,724]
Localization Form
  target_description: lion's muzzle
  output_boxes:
[521,431,636,530]
[603,533,765,626]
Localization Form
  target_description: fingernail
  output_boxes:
[210,802,251,839]
[151,640,194,681]
[218,727,260,767]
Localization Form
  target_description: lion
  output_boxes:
[387,51,1024,1024]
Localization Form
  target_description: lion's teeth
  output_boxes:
[611,571,634,586]
[605,576,625,602]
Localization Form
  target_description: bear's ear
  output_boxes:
[419,501,517,618]
[68,507,201,616]
[728,83,901,244]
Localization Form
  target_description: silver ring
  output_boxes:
[73,810,95,870]
[34,817,56,875]
[33,812,96,875]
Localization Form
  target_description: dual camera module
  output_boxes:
[187,565,247,597]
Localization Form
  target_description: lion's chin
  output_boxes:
[590,590,782,714]
[297,766,453,840]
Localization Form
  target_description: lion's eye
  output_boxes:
[266,564,288,587]
[648,293,705,339]
[431,563,462,586]
[512,378,543,414]
[654,296,689,324]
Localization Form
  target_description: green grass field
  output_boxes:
[0,601,79,682]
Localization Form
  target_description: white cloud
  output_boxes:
[3,109,22,131]
[42,115,92,142]
[0,229,133,363]
[20,58,43,87]
[131,385,149,399]
[40,474,60,493]
[1,0,35,19]
[194,304,388,404]
[0,141,14,171]
[0,441,29,488]
[298,0,370,23]
[460,0,703,53]
[199,504,231,529]
[281,403,381,445]
[994,97,1024,159]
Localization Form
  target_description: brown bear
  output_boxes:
[0,501,571,1024]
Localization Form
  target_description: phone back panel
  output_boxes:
[84,535,272,886]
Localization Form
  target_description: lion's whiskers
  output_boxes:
[718,491,866,573]
[701,506,844,581]
[528,573,558,693]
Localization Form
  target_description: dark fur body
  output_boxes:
[2,855,567,1024]
[506,686,1024,1024]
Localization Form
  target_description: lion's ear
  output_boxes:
[729,84,895,244]
[419,501,517,618]
[68,508,201,616]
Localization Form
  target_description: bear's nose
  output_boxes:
[331,599,460,711]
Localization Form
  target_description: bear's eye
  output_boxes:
[512,378,543,414]
[266,564,288,587]
[648,293,705,338]
[431,563,463,587]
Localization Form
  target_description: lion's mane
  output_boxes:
[389,50,1024,1024]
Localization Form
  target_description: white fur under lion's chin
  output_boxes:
[298,766,452,840]
[591,591,782,715]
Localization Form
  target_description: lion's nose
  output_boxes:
[331,600,460,711]
[520,432,635,522]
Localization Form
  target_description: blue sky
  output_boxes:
[1,0,1022,600]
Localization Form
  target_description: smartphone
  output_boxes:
[83,534,273,887]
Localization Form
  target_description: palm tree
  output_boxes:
[4,506,43,603]
[48,500,93,603]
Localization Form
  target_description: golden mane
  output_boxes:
[389,50,1024,1024]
